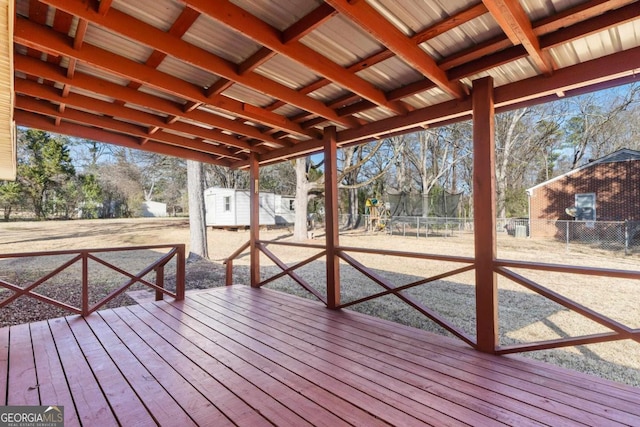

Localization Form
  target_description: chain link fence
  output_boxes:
[330,214,639,255]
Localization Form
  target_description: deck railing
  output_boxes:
[0,244,186,317]
[224,239,640,354]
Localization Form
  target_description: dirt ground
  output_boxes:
[0,217,638,387]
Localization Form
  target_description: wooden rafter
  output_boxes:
[14,17,320,139]
[13,56,287,152]
[15,111,228,165]
[482,0,554,74]
[185,0,409,116]
[15,79,258,158]
[325,0,466,99]
[38,0,359,130]
[15,97,245,160]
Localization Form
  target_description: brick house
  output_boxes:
[526,148,640,238]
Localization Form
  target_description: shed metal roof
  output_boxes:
[5,0,640,172]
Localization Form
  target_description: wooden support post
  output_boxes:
[225,261,233,286]
[155,265,164,301]
[176,244,186,300]
[249,152,261,287]
[81,251,89,317]
[324,126,340,308]
[472,76,498,353]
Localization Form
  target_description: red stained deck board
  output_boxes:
[30,321,80,427]
[81,313,199,427]
[213,288,638,425]
[1,286,639,426]
[7,323,38,405]
[199,291,565,425]
[93,310,232,427]
[0,326,8,405]
[124,305,312,425]
[240,286,640,424]
[186,292,519,426]
[147,300,386,427]
[47,317,119,426]
[65,316,156,427]
[107,306,271,427]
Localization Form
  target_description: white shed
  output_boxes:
[275,195,296,225]
[204,187,276,227]
[141,201,167,217]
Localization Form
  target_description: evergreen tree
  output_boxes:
[17,129,75,219]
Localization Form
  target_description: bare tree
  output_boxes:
[187,160,208,261]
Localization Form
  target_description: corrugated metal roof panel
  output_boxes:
[550,22,640,69]
[69,86,116,104]
[232,0,321,31]
[271,104,305,118]
[84,24,153,63]
[300,15,382,67]
[15,0,27,18]
[112,0,183,32]
[75,62,130,86]
[354,106,395,123]
[308,83,348,103]
[460,57,538,89]
[182,14,260,64]
[367,0,472,35]
[156,55,218,88]
[221,83,276,107]
[137,85,187,104]
[255,54,319,89]
[196,105,238,121]
[357,56,423,92]
[425,15,503,61]
[403,87,451,109]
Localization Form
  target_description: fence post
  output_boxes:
[625,220,630,256]
[566,221,570,252]
[82,251,89,317]
[416,217,420,238]
[155,265,164,301]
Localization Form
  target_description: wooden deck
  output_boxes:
[1,286,639,426]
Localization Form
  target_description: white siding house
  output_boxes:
[204,187,276,227]
[275,195,296,225]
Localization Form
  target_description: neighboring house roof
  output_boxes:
[526,148,640,194]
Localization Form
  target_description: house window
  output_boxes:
[575,193,596,222]
[289,200,295,211]
[223,196,231,212]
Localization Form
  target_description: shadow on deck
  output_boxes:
[1,286,639,426]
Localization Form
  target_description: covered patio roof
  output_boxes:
[7,0,640,171]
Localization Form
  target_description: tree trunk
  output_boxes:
[293,158,309,241]
[187,160,208,261]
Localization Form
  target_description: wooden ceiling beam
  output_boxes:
[325,0,466,99]
[15,79,260,158]
[14,17,320,139]
[15,110,230,166]
[185,0,408,115]
[13,55,290,151]
[38,0,358,129]
[340,44,640,145]
[389,0,640,104]
[267,2,486,117]
[16,96,246,161]
[482,0,554,74]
